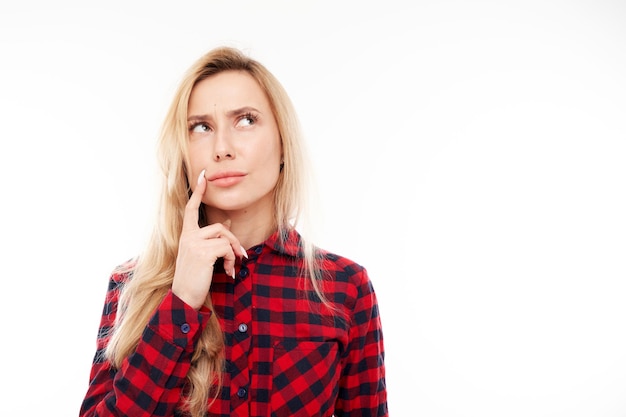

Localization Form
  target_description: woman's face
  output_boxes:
[186,70,282,218]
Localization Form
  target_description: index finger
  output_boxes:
[182,169,206,231]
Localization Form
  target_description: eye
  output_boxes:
[236,112,258,127]
[189,122,211,133]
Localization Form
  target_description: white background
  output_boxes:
[1,1,625,416]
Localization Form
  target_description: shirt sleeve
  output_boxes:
[335,268,389,417]
[79,272,211,417]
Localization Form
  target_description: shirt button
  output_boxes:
[238,323,248,333]
[180,323,190,334]
[238,268,249,278]
[236,387,247,398]
[254,246,263,254]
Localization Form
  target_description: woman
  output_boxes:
[79,46,388,417]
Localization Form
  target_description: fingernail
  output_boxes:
[231,268,237,280]
[240,246,248,259]
[197,169,206,185]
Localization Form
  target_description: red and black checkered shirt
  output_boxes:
[80,229,388,416]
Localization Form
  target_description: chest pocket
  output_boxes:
[270,339,341,417]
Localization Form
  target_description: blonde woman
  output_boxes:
[79,46,388,417]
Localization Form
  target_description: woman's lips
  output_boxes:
[208,172,246,187]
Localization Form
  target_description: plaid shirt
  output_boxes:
[80,229,388,417]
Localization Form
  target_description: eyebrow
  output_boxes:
[187,106,261,123]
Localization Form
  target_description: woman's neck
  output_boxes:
[204,205,277,250]
[230,217,277,250]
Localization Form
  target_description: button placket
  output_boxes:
[229,257,254,404]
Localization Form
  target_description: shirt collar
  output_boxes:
[264,227,304,258]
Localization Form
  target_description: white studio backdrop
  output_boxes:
[1,1,625,416]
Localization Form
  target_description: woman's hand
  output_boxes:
[172,170,246,310]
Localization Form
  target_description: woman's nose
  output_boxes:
[213,129,235,161]
[214,149,234,161]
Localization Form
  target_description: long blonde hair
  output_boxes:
[104,46,325,417]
